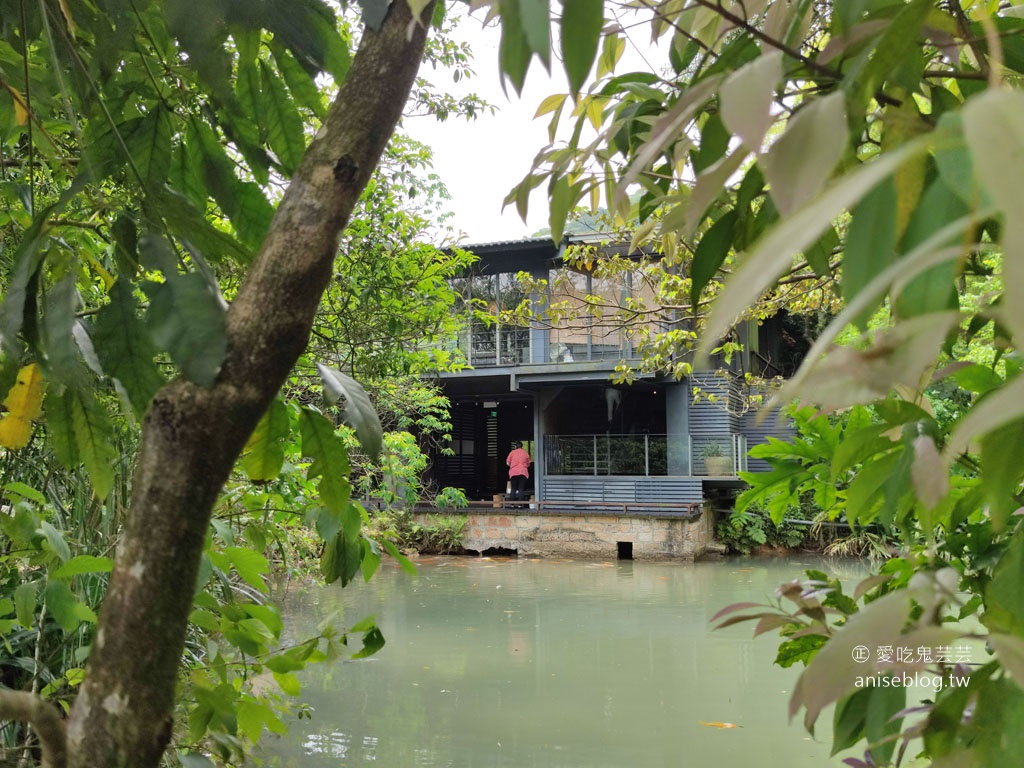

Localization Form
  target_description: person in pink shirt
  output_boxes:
[505,441,532,503]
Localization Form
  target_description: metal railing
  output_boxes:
[544,434,747,477]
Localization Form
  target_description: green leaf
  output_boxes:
[41,274,81,381]
[51,555,114,579]
[950,363,1002,395]
[317,364,383,462]
[980,419,1024,530]
[775,634,826,668]
[144,271,227,388]
[93,280,164,417]
[300,408,350,478]
[843,176,898,312]
[560,0,603,95]
[14,581,37,629]
[125,105,172,186]
[548,174,573,243]
[762,92,847,215]
[237,700,282,743]
[45,386,79,467]
[846,451,903,526]
[46,385,117,499]
[68,386,118,500]
[361,536,381,582]
[189,609,219,632]
[321,530,362,586]
[244,603,283,637]
[986,531,1024,635]
[843,0,932,112]
[802,225,839,278]
[224,547,269,594]
[690,210,737,306]
[3,481,47,505]
[381,538,417,575]
[894,179,968,318]
[147,186,253,264]
[499,0,532,95]
[270,42,327,118]
[259,60,306,175]
[272,670,301,696]
[44,580,97,631]
[352,626,386,659]
[241,399,290,481]
[519,0,551,69]
[947,375,1024,462]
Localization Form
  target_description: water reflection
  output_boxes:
[259,556,860,767]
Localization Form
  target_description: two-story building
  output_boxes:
[425,235,796,516]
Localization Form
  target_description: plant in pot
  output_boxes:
[702,442,733,476]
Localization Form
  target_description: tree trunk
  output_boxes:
[64,3,436,765]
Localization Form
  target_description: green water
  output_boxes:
[260,556,864,767]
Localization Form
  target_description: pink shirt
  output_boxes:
[506,448,531,478]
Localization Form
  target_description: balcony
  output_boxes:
[544,434,747,477]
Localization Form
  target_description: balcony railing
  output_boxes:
[544,434,747,477]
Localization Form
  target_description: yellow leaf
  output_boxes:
[698,721,740,729]
[0,364,46,449]
[84,253,115,289]
[2,83,29,126]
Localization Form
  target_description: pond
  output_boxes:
[259,555,864,767]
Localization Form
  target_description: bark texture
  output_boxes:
[64,3,436,765]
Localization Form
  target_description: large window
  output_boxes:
[450,272,531,367]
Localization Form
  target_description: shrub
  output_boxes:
[716,505,807,554]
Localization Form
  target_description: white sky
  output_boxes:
[410,16,566,243]
[409,11,668,244]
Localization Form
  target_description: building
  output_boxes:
[426,235,795,513]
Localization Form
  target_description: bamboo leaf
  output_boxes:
[520,0,551,69]
[762,92,848,215]
[560,0,603,95]
[690,210,738,306]
[317,364,383,462]
[499,0,532,94]
[720,50,782,152]
[842,177,897,312]
[946,375,1024,463]
[963,89,1024,340]
[698,136,930,362]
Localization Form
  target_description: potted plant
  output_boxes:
[702,442,733,476]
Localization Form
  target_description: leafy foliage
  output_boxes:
[715,504,807,554]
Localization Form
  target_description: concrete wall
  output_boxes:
[416,509,716,561]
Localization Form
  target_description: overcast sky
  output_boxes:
[410,16,566,244]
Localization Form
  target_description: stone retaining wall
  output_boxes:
[416,508,715,560]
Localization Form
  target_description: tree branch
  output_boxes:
[0,690,67,768]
